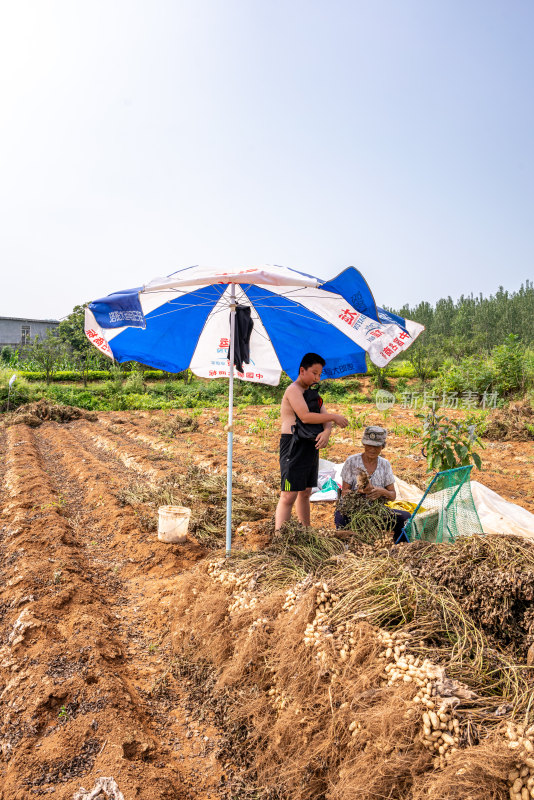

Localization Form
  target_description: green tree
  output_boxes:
[1,346,15,365]
[391,280,534,365]
[367,358,392,390]
[407,339,438,384]
[492,334,527,395]
[58,304,96,357]
[58,304,108,383]
[26,331,66,384]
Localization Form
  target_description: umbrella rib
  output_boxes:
[262,309,337,325]
[146,301,219,321]
[141,285,349,320]
[141,283,347,327]
[240,284,337,301]
[249,302,340,325]
[146,285,231,319]
[204,298,334,326]
[142,285,333,302]
[143,284,227,298]
[147,300,339,328]
[147,287,238,322]
[166,289,227,304]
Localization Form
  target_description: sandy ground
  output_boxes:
[0,404,532,799]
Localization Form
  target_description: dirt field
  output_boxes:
[0,405,533,799]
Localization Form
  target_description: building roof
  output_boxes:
[0,316,59,324]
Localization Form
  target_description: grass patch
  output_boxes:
[116,465,276,544]
[149,413,200,436]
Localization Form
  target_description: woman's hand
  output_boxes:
[362,486,385,500]
[361,483,396,501]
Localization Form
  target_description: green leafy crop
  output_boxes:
[416,407,484,473]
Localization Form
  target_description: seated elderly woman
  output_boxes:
[334,425,410,543]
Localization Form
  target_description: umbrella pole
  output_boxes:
[225,284,237,556]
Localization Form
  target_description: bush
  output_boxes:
[124,370,145,394]
[320,378,361,398]
[492,334,529,395]
[17,368,170,382]
[1,346,15,365]
[0,370,32,412]
[431,339,533,401]
[143,369,169,381]
[394,376,409,395]
[417,408,484,472]
[41,385,100,410]
[407,341,440,383]
[346,392,371,404]
[388,359,417,378]
[433,356,496,396]
[20,369,107,382]
[367,361,393,391]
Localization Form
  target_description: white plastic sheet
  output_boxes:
[469,481,534,539]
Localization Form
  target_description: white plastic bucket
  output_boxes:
[157,505,191,543]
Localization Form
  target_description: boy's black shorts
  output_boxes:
[279,433,319,492]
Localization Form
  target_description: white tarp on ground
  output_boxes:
[470,482,534,540]
[311,460,534,539]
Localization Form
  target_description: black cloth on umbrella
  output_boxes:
[227,304,254,373]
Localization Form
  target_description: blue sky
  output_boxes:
[0,0,532,320]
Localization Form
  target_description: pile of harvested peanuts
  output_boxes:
[205,567,528,780]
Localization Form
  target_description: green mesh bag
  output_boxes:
[404,466,484,544]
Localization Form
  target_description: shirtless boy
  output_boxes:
[275,353,348,530]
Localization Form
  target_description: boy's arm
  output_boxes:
[315,404,333,449]
[286,385,348,427]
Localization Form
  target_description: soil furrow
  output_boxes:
[30,422,221,799]
[71,418,194,483]
[94,415,279,496]
[81,430,162,480]
[34,421,210,561]
[35,422,151,545]
[0,423,209,800]
[0,425,9,580]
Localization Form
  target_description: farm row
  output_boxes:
[0,405,532,798]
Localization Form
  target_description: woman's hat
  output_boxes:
[362,425,387,446]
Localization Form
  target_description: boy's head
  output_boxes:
[298,353,325,387]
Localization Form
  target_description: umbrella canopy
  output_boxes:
[85,264,423,384]
[85,264,424,553]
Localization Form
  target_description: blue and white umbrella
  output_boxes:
[85,264,423,551]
